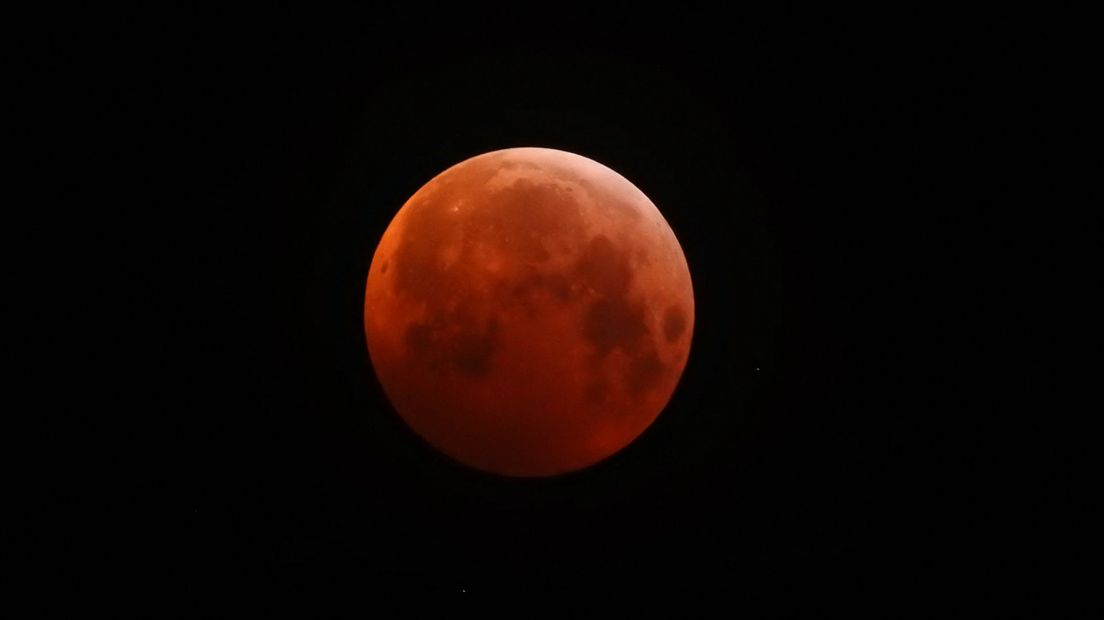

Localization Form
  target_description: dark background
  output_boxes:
[96,5,997,613]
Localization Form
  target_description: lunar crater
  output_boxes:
[663,305,688,343]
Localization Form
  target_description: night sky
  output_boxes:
[111,5,999,613]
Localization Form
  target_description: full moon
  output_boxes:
[364,148,693,477]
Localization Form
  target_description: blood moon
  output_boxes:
[364,148,693,477]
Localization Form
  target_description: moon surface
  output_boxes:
[364,147,693,477]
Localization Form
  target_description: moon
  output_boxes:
[364,147,693,477]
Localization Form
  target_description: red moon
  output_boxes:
[364,148,693,477]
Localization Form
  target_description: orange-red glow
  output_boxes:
[364,148,693,477]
